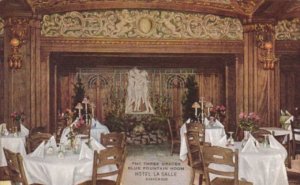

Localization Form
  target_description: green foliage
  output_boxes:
[72,76,85,119]
[182,75,199,121]
[104,91,171,133]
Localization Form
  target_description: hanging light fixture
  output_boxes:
[256,24,279,70]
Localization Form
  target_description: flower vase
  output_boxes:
[241,130,250,148]
[243,130,250,140]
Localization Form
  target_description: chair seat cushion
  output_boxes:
[211,177,252,185]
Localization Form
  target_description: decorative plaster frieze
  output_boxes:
[276,18,300,40]
[41,10,243,40]
[0,17,4,35]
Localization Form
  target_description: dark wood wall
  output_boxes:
[53,55,231,130]
[280,55,300,113]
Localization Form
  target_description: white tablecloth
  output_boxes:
[23,151,116,185]
[237,142,288,185]
[179,123,225,161]
[60,119,110,144]
[0,133,27,167]
[261,126,300,141]
[208,142,288,185]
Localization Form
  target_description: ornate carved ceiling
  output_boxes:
[0,0,299,20]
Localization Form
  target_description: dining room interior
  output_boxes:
[0,0,300,185]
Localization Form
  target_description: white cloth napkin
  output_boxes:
[286,110,292,116]
[269,135,288,160]
[0,123,7,132]
[79,142,93,160]
[285,116,294,124]
[204,118,224,128]
[241,134,259,153]
[214,135,227,147]
[89,137,106,152]
[45,136,57,150]
[92,118,105,129]
[30,141,45,158]
[280,110,285,116]
[185,118,191,124]
[20,124,29,136]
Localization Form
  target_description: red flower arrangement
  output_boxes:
[10,111,25,122]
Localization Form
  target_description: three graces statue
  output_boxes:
[125,67,154,114]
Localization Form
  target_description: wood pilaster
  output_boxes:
[241,23,280,126]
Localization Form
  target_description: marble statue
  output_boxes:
[125,67,154,114]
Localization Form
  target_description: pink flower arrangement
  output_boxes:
[210,105,226,119]
[10,111,25,122]
[73,116,85,129]
[239,112,260,131]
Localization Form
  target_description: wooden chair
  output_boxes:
[273,133,291,168]
[251,129,271,143]
[82,147,125,185]
[291,118,300,159]
[186,122,205,141]
[201,145,253,185]
[100,132,126,148]
[27,132,52,153]
[184,131,205,185]
[30,126,47,135]
[3,148,29,185]
[167,118,181,155]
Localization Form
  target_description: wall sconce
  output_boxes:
[6,18,29,70]
[256,24,278,70]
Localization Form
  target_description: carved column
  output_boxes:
[3,16,42,129]
[240,23,280,126]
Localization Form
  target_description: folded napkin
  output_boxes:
[45,136,57,151]
[89,137,106,152]
[0,123,7,132]
[285,116,294,124]
[30,141,45,158]
[20,124,29,136]
[185,118,191,124]
[79,142,93,160]
[204,118,224,128]
[92,118,106,129]
[286,110,292,116]
[60,127,71,144]
[241,134,258,153]
[269,135,288,160]
[214,135,227,147]
[280,109,285,116]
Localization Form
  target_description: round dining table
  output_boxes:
[23,149,117,185]
[0,132,27,167]
[179,122,225,161]
[210,142,288,185]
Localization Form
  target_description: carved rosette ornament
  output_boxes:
[41,10,243,40]
[5,17,30,69]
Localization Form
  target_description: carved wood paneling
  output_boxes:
[56,66,225,125]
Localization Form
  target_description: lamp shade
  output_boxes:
[205,102,213,108]
[75,103,83,109]
[192,102,201,108]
